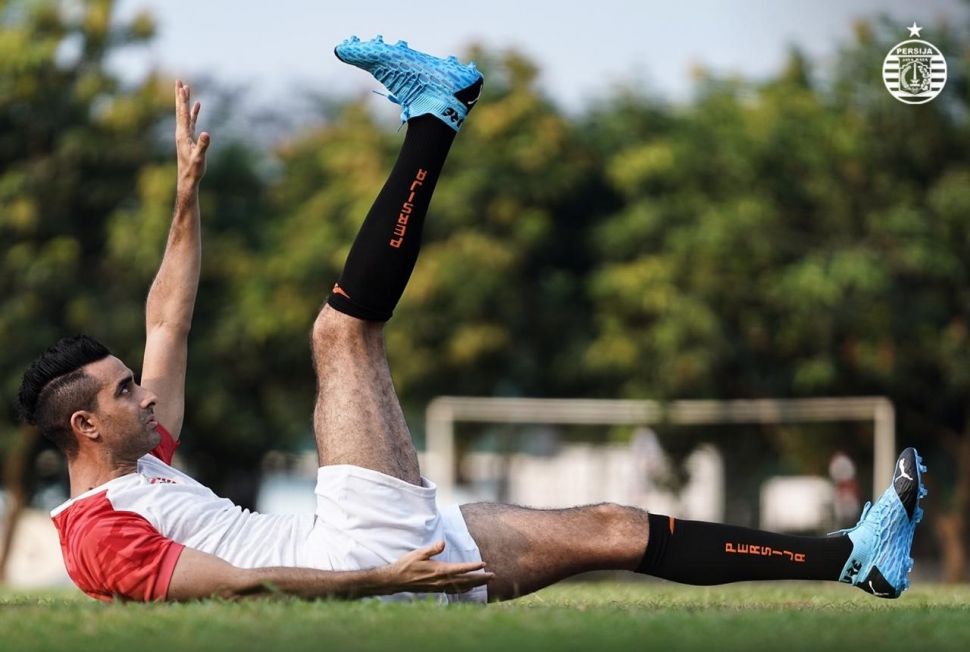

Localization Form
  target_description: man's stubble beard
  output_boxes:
[103,414,158,464]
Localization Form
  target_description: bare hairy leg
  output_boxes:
[459,502,648,601]
[310,306,421,486]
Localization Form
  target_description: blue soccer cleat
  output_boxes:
[835,447,927,598]
[334,35,484,131]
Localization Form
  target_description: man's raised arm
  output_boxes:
[141,80,210,440]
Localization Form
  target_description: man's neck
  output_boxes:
[67,452,139,498]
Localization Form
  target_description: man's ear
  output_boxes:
[70,410,100,443]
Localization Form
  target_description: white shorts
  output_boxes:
[303,464,487,604]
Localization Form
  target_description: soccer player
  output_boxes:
[18,37,926,603]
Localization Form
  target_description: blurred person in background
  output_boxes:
[830,452,862,528]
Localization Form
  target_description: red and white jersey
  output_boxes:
[50,426,314,602]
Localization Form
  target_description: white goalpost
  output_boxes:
[424,396,896,505]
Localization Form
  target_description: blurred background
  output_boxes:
[2,0,969,588]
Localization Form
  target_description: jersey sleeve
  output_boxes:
[65,508,185,602]
[149,423,179,465]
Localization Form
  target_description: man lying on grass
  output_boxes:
[18,37,926,603]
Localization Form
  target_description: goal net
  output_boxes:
[422,396,895,527]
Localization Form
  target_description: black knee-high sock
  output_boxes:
[637,513,853,584]
[326,115,457,321]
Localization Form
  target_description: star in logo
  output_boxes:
[907,22,922,38]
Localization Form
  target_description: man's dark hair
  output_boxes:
[17,335,112,458]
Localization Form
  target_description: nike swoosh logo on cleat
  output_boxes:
[454,80,483,108]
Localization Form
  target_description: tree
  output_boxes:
[0,0,168,576]
[583,20,970,577]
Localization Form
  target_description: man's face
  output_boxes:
[82,356,161,460]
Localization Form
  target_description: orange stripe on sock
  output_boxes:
[332,283,351,300]
[668,516,676,534]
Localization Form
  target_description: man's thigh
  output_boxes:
[311,305,421,485]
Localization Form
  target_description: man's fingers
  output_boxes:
[415,540,446,559]
[438,573,495,593]
[461,571,494,584]
[197,132,211,153]
[175,81,194,131]
[429,561,490,588]
[411,558,486,579]
[190,101,201,132]
[435,560,487,575]
[175,80,185,124]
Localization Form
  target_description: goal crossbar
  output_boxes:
[425,396,895,504]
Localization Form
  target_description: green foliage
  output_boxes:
[584,27,970,490]
[2,2,970,518]
[0,1,273,498]
[0,0,168,455]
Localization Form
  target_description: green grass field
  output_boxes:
[3,582,970,652]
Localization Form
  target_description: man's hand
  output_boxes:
[381,541,493,594]
[175,80,209,189]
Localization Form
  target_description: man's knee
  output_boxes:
[311,305,380,359]
[593,503,646,553]
[592,502,631,521]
